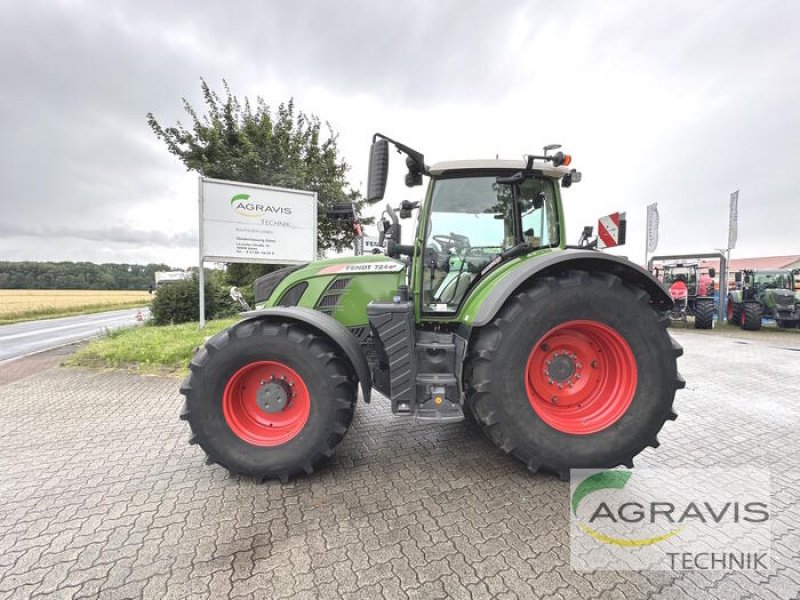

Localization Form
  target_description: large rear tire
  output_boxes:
[694,298,714,329]
[465,270,684,477]
[741,302,763,331]
[180,319,357,482]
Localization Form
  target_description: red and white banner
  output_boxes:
[597,212,624,249]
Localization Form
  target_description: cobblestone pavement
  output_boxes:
[0,329,798,599]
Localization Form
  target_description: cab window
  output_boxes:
[422,175,558,313]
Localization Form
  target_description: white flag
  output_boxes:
[728,191,739,250]
[646,203,659,253]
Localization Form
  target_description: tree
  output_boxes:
[147,80,368,261]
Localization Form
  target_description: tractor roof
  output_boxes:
[429,159,570,178]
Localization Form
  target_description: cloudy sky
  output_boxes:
[1,0,798,267]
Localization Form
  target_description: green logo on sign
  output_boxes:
[231,193,292,218]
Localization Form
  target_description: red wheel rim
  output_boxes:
[222,361,310,446]
[525,320,637,435]
[727,301,733,321]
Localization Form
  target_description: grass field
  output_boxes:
[0,289,151,324]
[67,318,238,374]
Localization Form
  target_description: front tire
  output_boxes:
[180,319,357,482]
[465,270,684,477]
[694,298,714,329]
[741,302,762,331]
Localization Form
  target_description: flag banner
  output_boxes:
[728,191,739,250]
[646,203,659,253]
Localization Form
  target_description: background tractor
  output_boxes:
[180,134,684,482]
[727,269,800,330]
[654,262,716,329]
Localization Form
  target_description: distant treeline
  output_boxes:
[0,261,176,290]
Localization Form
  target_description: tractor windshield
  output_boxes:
[422,175,559,312]
[753,271,792,291]
[663,266,697,296]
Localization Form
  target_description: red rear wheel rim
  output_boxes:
[222,361,310,446]
[525,320,637,435]
[727,301,733,321]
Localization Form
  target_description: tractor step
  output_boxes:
[414,373,463,422]
[415,401,464,423]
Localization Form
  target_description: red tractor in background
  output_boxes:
[654,262,716,329]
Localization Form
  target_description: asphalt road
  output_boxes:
[0,307,147,362]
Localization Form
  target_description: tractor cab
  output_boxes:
[367,134,577,318]
[661,263,699,297]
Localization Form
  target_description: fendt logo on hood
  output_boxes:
[231,193,293,218]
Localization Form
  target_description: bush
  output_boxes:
[150,277,219,325]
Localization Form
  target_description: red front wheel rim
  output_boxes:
[525,320,638,435]
[222,361,311,446]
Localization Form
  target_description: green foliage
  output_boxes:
[150,277,219,325]
[147,79,370,255]
[67,317,239,374]
[0,261,173,290]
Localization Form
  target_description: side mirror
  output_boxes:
[708,267,716,278]
[577,225,594,247]
[734,272,742,283]
[399,200,419,219]
[561,169,582,188]
[367,139,389,203]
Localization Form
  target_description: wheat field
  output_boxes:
[0,289,151,323]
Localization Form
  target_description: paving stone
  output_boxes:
[0,329,798,598]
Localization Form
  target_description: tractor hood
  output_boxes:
[309,255,407,277]
[764,288,796,308]
[254,254,407,321]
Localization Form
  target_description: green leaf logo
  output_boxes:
[572,471,632,515]
[572,470,682,547]
[231,193,256,217]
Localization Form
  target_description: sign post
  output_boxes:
[197,177,317,328]
[198,177,206,328]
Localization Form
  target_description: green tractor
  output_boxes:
[727,269,800,330]
[656,262,716,329]
[180,134,684,481]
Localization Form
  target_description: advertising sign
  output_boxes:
[200,177,317,264]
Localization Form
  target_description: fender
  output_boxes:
[239,306,372,402]
[728,290,743,304]
[472,249,672,327]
